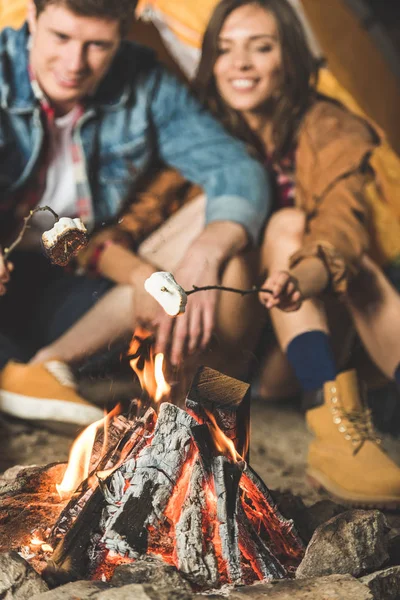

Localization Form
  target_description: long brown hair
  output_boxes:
[193,0,318,161]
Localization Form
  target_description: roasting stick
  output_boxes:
[144,271,273,317]
[3,206,59,258]
[2,205,88,266]
[186,284,274,296]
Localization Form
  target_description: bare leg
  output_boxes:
[199,249,266,379]
[346,255,400,379]
[255,341,300,399]
[31,284,133,364]
[261,208,329,350]
[256,208,354,398]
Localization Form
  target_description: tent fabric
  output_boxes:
[2,0,400,264]
[0,0,27,29]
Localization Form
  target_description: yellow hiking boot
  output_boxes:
[306,369,400,509]
[0,360,104,430]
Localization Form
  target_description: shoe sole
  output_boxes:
[307,467,400,510]
[0,390,103,427]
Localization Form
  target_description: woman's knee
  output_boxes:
[215,250,266,347]
[264,208,306,244]
[262,208,306,269]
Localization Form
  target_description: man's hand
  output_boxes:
[259,270,303,312]
[155,248,220,366]
[0,250,12,296]
[130,262,163,331]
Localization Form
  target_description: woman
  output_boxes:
[194,0,400,507]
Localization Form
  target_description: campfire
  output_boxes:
[0,330,304,591]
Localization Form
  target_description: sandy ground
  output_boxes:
[1,385,400,508]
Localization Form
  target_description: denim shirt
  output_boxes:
[0,24,271,244]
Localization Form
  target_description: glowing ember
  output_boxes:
[30,535,44,547]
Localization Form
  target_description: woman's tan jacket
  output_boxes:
[290,100,381,294]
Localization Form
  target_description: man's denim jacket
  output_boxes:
[0,24,271,245]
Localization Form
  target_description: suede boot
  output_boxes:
[306,369,400,508]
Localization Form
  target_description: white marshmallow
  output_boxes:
[144,272,187,316]
[42,217,87,248]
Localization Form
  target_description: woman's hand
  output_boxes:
[0,250,12,296]
[259,270,303,312]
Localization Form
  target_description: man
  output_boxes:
[0,0,270,429]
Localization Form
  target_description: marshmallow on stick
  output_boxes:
[42,217,88,266]
[145,271,187,316]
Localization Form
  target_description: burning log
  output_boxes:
[102,403,198,556]
[186,366,251,459]
[40,367,304,590]
[45,409,157,578]
[175,460,220,588]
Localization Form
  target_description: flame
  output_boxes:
[205,409,242,463]
[56,329,171,500]
[56,404,121,499]
[129,328,171,404]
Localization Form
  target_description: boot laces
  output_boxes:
[340,407,381,455]
[45,360,77,389]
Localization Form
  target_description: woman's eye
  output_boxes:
[217,47,230,55]
[257,45,273,53]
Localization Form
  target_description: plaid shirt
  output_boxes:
[22,67,94,228]
[265,149,296,211]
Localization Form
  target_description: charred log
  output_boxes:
[45,485,106,581]
[101,403,197,555]
[175,460,220,588]
[186,366,250,458]
[241,465,305,571]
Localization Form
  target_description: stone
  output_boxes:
[361,565,400,600]
[96,584,154,600]
[296,510,389,578]
[0,551,49,599]
[103,584,192,600]
[194,574,373,599]
[32,582,191,600]
[111,557,192,592]
[305,500,346,539]
[388,531,400,566]
[31,580,109,599]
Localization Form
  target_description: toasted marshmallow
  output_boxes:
[144,272,187,316]
[42,217,87,248]
[42,217,88,266]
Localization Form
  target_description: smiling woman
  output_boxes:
[213,7,283,116]
[194,0,317,161]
